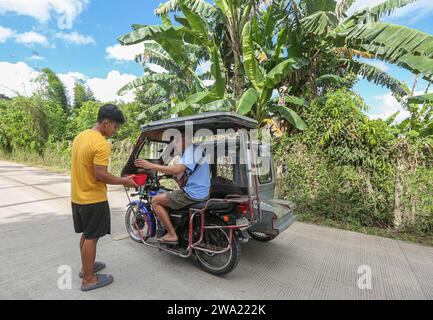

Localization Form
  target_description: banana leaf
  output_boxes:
[276,106,307,130]
[242,21,264,90]
[237,88,260,115]
[408,93,433,104]
[118,74,176,96]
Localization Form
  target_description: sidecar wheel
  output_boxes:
[194,226,241,276]
[248,231,276,242]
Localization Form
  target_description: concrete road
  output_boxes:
[1,160,433,300]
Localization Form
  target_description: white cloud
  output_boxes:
[27,55,46,61]
[0,61,136,104]
[0,25,14,43]
[347,0,433,22]
[106,43,143,62]
[15,31,48,46]
[367,92,410,123]
[86,71,137,103]
[0,61,40,97]
[196,61,211,74]
[58,72,86,105]
[55,31,95,45]
[367,60,390,72]
[147,63,169,74]
[0,0,89,29]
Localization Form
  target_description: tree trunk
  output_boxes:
[310,58,318,98]
[233,56,243,101]
[394,162,404,228]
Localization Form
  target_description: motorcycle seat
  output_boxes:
[188,201,233,211]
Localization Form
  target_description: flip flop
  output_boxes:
[79,261,106,279]
[157,237,178,245]
[80,274,113,292]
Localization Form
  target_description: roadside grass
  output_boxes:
[0,148,129,177]
[1,151,432,248]
[0,149,70,174]
[298,213,433,247]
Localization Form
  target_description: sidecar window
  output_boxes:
[257,144,273,184]
[216,156,234,184]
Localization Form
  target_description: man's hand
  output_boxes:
[134,159,186,176]
[134,159,155,170]
[122,175,139,188]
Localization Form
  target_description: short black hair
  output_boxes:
[97,104,125,125]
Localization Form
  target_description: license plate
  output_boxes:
[236,217,250,230]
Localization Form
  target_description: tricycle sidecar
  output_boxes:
[121,112,296,275]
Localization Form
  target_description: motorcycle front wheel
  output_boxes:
[125,204,150,243]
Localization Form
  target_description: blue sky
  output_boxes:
[0,0,162,76]
[0,0,432,118]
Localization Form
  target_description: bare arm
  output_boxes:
[134,159,186,176]
[94,165,137,188]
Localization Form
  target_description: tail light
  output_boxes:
[237,202,250,215]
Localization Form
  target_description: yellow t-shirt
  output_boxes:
[71,129,111,205]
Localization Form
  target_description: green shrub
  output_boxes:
[0,97,49,154]
[67,100,102,139]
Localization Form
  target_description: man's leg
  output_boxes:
[81,237,98,285]
[152,194,177,242]
[80,234,85,251]
[80,235,99,270]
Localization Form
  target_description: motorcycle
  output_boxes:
[122,112,296,276]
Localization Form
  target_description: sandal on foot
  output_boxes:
[157,237,178,245]
[79,261,106,278]
[80,274,113,292]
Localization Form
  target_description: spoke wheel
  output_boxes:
[194,221,241,276]
[125,205,150,243]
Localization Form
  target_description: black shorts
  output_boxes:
[72,201,111,239]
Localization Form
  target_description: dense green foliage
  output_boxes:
[73,81,95,111]
[1,0,432,244]
[274,89,433,233]
[0,97,48,153]
[0,68,142,172]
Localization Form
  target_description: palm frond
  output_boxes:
[344,23,433,58]
[370,0,418,21]
[408,92,433,104]
[138,102,170,121]
[301,11,339,36]
[336,0,357,19]
[154,0,217,18]
[199,99,235,112]
[118,25,194,46]
[118,74,177,96]
[346,60,409,98]
[340,23,433,79]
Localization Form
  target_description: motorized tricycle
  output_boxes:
[121,112,296,275]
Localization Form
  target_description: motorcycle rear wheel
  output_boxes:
[194,220,241,276]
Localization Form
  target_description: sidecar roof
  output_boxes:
[140,112,258,133]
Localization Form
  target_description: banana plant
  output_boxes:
[399,92,433,137]
[237,19,309,130]
[117,0,232,117]
[154,0,261,100]
[275,0,432,101]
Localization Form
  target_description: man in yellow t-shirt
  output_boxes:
[71,104,137,292]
